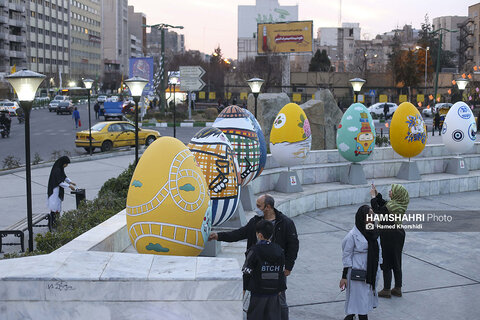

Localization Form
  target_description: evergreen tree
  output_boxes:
[309,49,331,72]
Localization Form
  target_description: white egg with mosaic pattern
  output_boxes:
[336,103,376,162]
[442,101,477,154]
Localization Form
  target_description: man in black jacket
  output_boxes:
[209,194,299,320]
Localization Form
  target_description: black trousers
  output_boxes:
[380,229,405,289]
[248,294,281,320]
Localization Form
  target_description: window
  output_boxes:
[30,11,36,17]
[38,42,44,48]
[30,57,36,63]
[52,45,57,50]
[45,15,50,21]
[30,26,36,32]
[30,41,36,47]
[45,30,50,36]
[46,58,51,64]
[64,34,68,40]
[45,44,50,49]
[38,29,43,34]
[39,57,44,63]
[38,13,43,20]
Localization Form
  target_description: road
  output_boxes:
[0,104,437,166]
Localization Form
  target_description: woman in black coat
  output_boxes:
[370,183,409,299]
[47,156,76,226]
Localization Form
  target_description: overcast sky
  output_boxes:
[129,0,477,59]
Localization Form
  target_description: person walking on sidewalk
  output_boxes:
[94,102,100,120]
[208,194,299,320]
[242,220,286,320]
[72,107,81,128]
[370,183,409,298]
[47,156,76,227]
[340,205,381,320]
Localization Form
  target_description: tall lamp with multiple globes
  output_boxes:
[455,78,469,102]
[124,76,149,166]
[247,78,264,118]
[169,74,179,138]
[5,69,46,252]
[82,78,94,156]
[349,78,366,103]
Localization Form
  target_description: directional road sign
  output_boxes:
[180,78,206,91]
[179,66,205,79]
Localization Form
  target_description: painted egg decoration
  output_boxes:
[390,102,427,158]
[213,105,260,186]
[336,103,376,162]
[442,101,477,154]
[187,127,241,226]
[243,108,267,179]
[126,137,212,256]
[270,103,312,167]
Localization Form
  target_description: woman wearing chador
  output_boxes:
[370,183,409,298]
[340,205,381,320]
[47,156,76,225]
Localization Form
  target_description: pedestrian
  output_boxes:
[383,103,390,120]
[72,107,80,128]
[434,111,440,136]
[209,194,299,320]
[242,220,286,320]
[94,102,100,120]
[340,205,381,320]
[47,156,76,227]
[0,110,11,136]
[153,97,158,108]
[370,183,409,298]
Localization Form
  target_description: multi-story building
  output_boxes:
[237,0,298,61]
[130,33,142,58]
[70,0,101,83]
[147,28,184,56]
[317,23,361,72]
[459,4,480,72]
[127,5,145,57]
[433,15,468,66]
[102,0,128,78]
[0,0,27,74]
[27,0,70,88]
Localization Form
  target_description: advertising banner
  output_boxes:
[257,21,313,54]
[129,57,154,94]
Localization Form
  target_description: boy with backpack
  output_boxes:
[242,220,287,320]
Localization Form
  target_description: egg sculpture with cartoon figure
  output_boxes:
[442,101,477,154]
[126,137,212,256]
[213,105,260,186]
[188,127,241,226]
[390,102,427,158]
[270,103,312,167]
[336,103,376,162]
[243,108,267,179]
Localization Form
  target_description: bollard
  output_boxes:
[432,124,435,136]
[380,128,383,137]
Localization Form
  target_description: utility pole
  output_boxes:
[144,23,184,113]
[432,28,457,103]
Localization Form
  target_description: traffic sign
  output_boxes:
[179,66,205,79]
[180,78,206,91]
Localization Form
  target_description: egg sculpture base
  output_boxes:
[199,238,222,257]
[274,170,304,193]
[340,163,367,185]
[396,160,421,181]
[445,156,469,175]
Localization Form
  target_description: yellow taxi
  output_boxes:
[75,121,160,152]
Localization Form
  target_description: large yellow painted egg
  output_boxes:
[126,137,212,256]
[390,102,427,158]
[270,103,311,167]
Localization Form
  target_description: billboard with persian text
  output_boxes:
[257,21,313,54]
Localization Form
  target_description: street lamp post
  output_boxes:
[144,23,184,113]
[125,76,149,166]
[82,78,94,156]
[247,78,264,118]
[5,69,45,252]
[169,74,179,138]
[349,78,366,103]
[415,46,429,93]
[455,78,469,102]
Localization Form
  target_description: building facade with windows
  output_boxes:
[0,0,27,74]
[127,5,145,57]
[27,0,70,88]
[69,0,101,83]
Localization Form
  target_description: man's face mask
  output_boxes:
[255,204,265,216]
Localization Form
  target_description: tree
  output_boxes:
[309,49,331,72]
[235,55,282,93]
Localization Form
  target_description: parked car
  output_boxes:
[422,103,452,117]
[368,102,398,118]
[56,101,74,114]
[97,95,107,104]
[75,121,160,153]
[107,96,120,102]
[49,95,71,112]
[0,100,20,116]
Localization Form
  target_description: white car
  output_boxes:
[49,95,71,112]
[107,96,120,102]
[0,100,20,116]
[97,95,107,103]
[422,103,452,117]
[368,102,398,118]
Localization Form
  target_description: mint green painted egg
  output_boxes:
[336,103,376,162]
